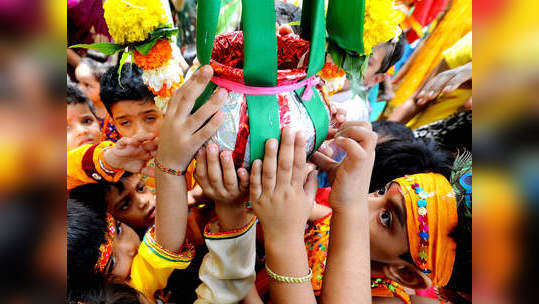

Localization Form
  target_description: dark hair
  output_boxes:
[377,32,406,74]
[372,120,415,142]
[275,1,302,33]
[69,172,133,214]
[99,62,155,115]
[67,79,97,116]
[67,199,107,301]
[370,139,453,192]
[440,202,472,303]
[68,282,142,304]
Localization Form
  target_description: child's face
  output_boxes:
[111,100,163,138]
[67,103,100,150]
[362,44,388,89]
[105,174,156,230]
[367,182,410,264]
[105,220,140,282]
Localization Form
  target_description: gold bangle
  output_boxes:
[265,263,312,283]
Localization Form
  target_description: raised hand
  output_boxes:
[249,127,318,242]
[311,121,377,213]
[156,65,227,172]
[102,134,157,173]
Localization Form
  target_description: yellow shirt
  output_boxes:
[443,31,472,69]
[128,226,195,303]
[67,141,125,191]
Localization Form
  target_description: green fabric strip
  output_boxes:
[192,82,217,113]
[295,87,329,156]
[246,94,281,163]
[196,0,221,65]
[241,0,277,86]
[327,0,365,55]
[301,0,326,77]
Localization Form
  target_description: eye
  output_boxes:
[120,200,130,211]
[377,188,386,196]
[136,185,145,193]
[145,116,156,122]
[82,118,94,124]
[107,255,116,274]
[379,209,393,228]
[120,121,130,126]
[116,221,122,235]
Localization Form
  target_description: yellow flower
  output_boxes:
[103,0,168,44]
[363,0,400,54]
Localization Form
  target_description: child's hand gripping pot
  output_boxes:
[154,65,227,252]
[249,127,319,304]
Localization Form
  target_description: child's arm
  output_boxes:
[318,122,377,304]
[67,135,156,190]
[154,65,227,252]
[250,127,318,304]
[193,141,257,304]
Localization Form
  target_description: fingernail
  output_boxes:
[428,91,435,97]
[269,139,278,149]
[217,88,227,98]
[221,151,230,161]
[208,144,217,153]
[200,65,213,78]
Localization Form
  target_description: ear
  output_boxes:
[382,263,432,290]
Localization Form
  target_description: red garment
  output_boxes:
[315,187,332,207]
[407,0,449,43]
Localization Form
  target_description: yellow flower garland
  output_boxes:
[103,0,168,44]
[363,0,401,54]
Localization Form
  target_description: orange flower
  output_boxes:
[318,62,346,79]
[134,39,173,70]
[149,79,182,97]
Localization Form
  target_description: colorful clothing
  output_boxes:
[371,276,412,304]
[304,212,332,295]
[128,226,195,303]
[393,173,458,287]
[442,31,472,69]
[385,0,472,116]
[195,216,257,303]
[67,141,124,191]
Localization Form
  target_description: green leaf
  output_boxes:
[69,43,124,56]
[135,38,159,56]
[118,51,131,89]
[287,21,301,26]
[148,26,179,41]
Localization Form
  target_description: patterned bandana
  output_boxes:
[393,173,458,287]
[94,212,117,274]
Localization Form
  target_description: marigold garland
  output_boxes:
[134,39,173,70]
[363,0,401,54]
[103,0,168,44]
[318,62,346,79]
[149,77,183,97]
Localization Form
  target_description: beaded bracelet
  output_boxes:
[265,263,313,283]
[154,158,187,176]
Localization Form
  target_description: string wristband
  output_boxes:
[154,158,187,176]
[265,263,312,283]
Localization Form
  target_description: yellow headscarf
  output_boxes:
[394,173,458,287]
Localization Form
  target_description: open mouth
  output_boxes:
[146,206,156,220]
[79,138,94,146]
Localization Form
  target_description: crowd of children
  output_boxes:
[67,0,471,303]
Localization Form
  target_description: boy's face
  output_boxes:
[67,103,100,150]
[367,182,410,264]
[105,220,140,282]
[111,99,163,138]
[105,174,156,230]
[362,44,388,90]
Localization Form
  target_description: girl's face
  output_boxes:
[105,220,140,282]
[368,182,410,264]
[67,103,100,150]
[105,175,156,230]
